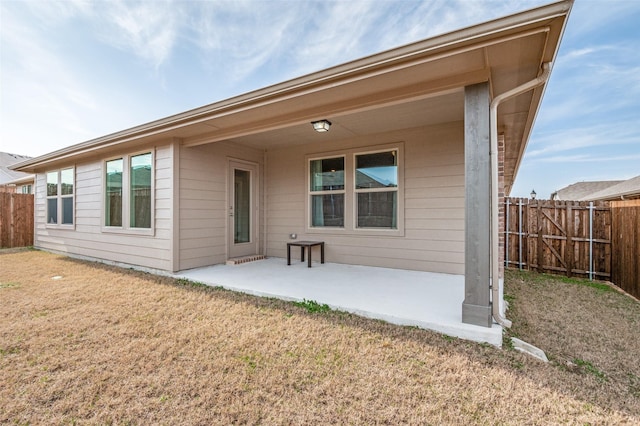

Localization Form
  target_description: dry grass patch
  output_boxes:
[1,250,638,424]
[504,269,640,414]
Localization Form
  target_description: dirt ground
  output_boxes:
[1,250,638,424]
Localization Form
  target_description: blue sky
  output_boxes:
[1,0,638,198]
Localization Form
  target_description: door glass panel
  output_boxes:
[234,169,250,244]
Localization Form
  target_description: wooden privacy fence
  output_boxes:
[505,198,612,279]
[0,193,34,248]
[505,197,640,299]
[610,200,640,298]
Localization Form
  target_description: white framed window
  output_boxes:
[309,156,345,228]
[46,168,74,227]
[307,143,403,236]
[103,151,154,234]
[355,150,398,229]
[105,158,124,227]
[21,184,32,194]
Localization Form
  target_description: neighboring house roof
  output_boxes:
[551,180,623,200]
[3,174,35,186]
[0,152,33,185]
[357,170,396,189]
[11,0,572,195]
[579,175,640,201]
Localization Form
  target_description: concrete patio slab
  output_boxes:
[175,258,502,346]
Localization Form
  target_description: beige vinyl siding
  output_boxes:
[33,144,174,271]
[265,158,306,247]
[266,122,465,275]
[178,142,264,270]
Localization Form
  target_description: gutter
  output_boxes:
[490,62,551,328]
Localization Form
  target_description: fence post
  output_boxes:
[10,194,15,247]
[505,198,510,268]
[566,203,573,277]
[518,199,523,270]
[589,201,594,281]
[537,201,543,273]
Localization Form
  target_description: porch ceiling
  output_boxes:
[221,90,466,151]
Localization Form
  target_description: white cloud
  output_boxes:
[377,0,548,45]
[537,40,640,127]
[97,0,179,69]
[292,1,385,73]
[21,0,181,70]
[535,153,640,163]
[527,122,639,158]
[189,1,304,82]
[560,46,599,60]
[0,4,101,153]
[23,0,91,23]
[566,0,640,37]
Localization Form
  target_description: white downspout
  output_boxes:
[490,62,551,328]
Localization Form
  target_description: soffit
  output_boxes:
[223,90,465,150]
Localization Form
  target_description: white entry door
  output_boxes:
[228,160,258,258]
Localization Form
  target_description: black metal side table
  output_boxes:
[287,241,325,268]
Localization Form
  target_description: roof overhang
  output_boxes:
[13,0,572,190]
[2,174,35,186]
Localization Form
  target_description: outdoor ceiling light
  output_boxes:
[311,119,331,132]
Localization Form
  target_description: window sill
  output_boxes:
[101,227,155,237]
[45,224,76,230]
[307,226,404,238]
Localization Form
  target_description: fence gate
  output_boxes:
[505,198,611,280]
[610,200,640,298]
